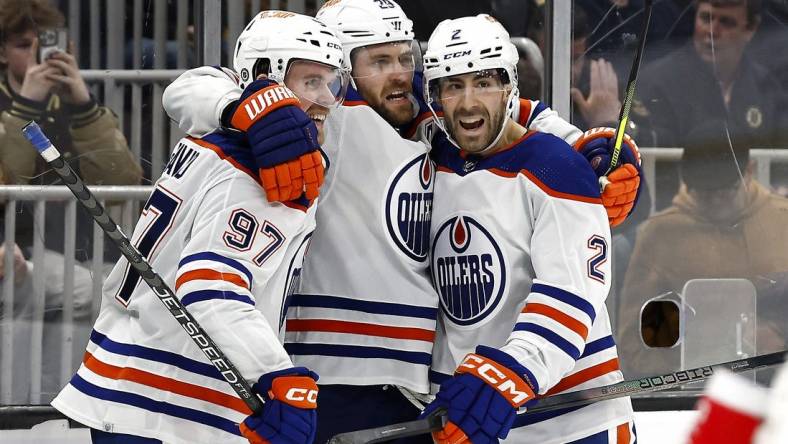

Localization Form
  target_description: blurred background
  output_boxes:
[0,0,787,438]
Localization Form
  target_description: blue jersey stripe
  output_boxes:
[521,365,541,394]
[288,294,438,320]
[181,290,254,307]
[179,252,253,286]
[531,283,596,322]
[579,335,616,359]
[429,370,452,385]
[285,343,432,366]
[528,101,550,127]
[514,322,581,360]
[90,330,224,381]
[69,374,242,436]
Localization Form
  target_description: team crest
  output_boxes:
[384,153,434,262]
[431,215,507,326]
[746,106,762,129]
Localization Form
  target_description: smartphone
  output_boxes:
[37,28,68,63]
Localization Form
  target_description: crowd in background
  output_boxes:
[0,0,786,403]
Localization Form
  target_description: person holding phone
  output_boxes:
[0,0,142,404]
[0,0,141,188]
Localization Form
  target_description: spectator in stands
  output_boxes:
[570,4,624,130]
[0,158,98,403]
[0,0,141,262]
[0,0,141,187]
[617,121,788,378]
[635,0,788,149]
[634,0,788,208]
[578,0,695,62]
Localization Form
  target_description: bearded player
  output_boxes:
[421,15,635,444]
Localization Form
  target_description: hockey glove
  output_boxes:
[421,346,536,444]
[226,79,325,202]
[573,127,642,227]
[240,367,319,444]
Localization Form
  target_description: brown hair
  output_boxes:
[695,0,762,28]
[0,0,65,45]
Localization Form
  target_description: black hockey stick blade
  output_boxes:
[329,350,786,443]
[20,121,264,414]
[327,408,447,444]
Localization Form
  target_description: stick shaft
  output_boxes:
[606,0,654,174]
[528,350,785,414]
[329,350,786,443]
[21,121,263,414]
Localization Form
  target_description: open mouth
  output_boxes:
[385,90,408,102]
[458,118,485,131]
[308,112,327,127]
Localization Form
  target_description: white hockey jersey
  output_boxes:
[429,130,633,443]
[161,67,588,395]
[284,104,438,392]
[51,133,317,444]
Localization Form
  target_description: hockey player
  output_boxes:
[50,12,347,444]
[161,1,641,441]
[421,15,635,443]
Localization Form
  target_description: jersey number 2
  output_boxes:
[587,235,607,284]
[115,186,182,306]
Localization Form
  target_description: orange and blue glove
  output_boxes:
[421,346,536,444]
[240,367,319,444]
[573,127,642,227]
[225,79,325,203]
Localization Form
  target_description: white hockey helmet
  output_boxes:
[316,0,415,73]
[233,10,348,106]
[423,14,520,152]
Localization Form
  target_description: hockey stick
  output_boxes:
[20,121,264,414]
[600,0,654,188]
[328,350,786,443]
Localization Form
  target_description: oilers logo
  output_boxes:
[431,215,506,326]
[384,153,434,262]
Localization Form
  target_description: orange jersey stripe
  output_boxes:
[83,351,251,415]
[523,303,589,341]
[286,319,435,342]
[517,98,534,126]
[282,200,310,212]
[175,269,249,292]
[617,422,632,443]
[520,169,603,204]
[545,358,620,396]
[342,100,368,107]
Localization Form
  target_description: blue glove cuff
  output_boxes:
[254,367,319,399]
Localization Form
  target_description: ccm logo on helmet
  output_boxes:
[458,354,533,405]
[443,50,471,60]
[285,387,318,404]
